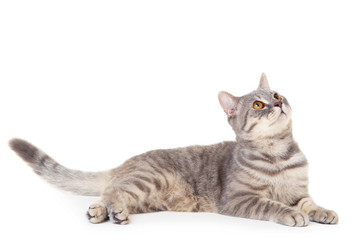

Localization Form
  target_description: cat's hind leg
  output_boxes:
[86,197,129,225]
[86,197,130,225]
[100,185,137,225]
[108,204,130,225]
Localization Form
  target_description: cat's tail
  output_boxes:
[9,138,109,196]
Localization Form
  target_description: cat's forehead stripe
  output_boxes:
[253,94,270,104]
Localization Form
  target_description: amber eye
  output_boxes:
[253,101,264,110]
[274,93,282,101]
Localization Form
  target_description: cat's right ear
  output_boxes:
[218,91,239,117]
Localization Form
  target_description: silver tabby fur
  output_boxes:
[9,73,338,226]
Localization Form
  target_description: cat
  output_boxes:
[9,73,338,226]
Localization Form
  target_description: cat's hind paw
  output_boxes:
[110,208,129,225]
[87,202,108,224]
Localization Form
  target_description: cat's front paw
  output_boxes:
[277,209,309,227]
[87,202,108,224]
[309,208,338,224]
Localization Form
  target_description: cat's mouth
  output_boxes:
[277,110,287,120]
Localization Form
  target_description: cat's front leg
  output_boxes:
[220,194,309,227]
[294,197,338,224]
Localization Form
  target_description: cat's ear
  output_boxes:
[258,73,271,90]
[218,91,239,116]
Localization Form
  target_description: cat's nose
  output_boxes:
[274,101,282,108]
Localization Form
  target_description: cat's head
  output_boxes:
[218,73,292,141]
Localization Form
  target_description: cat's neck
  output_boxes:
[236,126,295,158]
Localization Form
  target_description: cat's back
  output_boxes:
[114,141,236,176]
[140,141,236,173]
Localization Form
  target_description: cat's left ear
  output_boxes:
[218,91,239,116]
[258,73,271,90]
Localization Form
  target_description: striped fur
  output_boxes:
[9,73,338,226]
[9,138,109,196]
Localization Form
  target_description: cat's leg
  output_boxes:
[86,197,130,225]
[87,200,108,224]
[293,197,338,224]
[96,167,175,224]
[108,203,130,225]
[100,186,133,225]
[220,194,309,227]
[85,187,132,224]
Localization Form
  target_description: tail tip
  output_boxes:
[9,138,38,163]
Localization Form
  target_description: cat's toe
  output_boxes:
[110,208,129,225]
[87,203,108,224]
[326,210,339,224]
[277,210,309,227]
[293,211,309,227]
[309,208,338,224]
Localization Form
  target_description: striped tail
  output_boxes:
[9,138,109,196]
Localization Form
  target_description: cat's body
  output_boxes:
[9,74,338,226]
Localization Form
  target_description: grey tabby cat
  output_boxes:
[9,74,338,227]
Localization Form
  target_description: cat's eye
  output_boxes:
[253,101,264,110]
[274,93,282,101]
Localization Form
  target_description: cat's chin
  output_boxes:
[278,111,287,121]
[269,111,291,132]
[276,106,291,122]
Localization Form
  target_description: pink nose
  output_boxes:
[274,101,282,108]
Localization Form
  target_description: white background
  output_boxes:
[0,0,359,239]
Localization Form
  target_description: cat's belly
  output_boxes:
[165,195,218,213]
[161,177,218,213]
[126,173,218,214]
